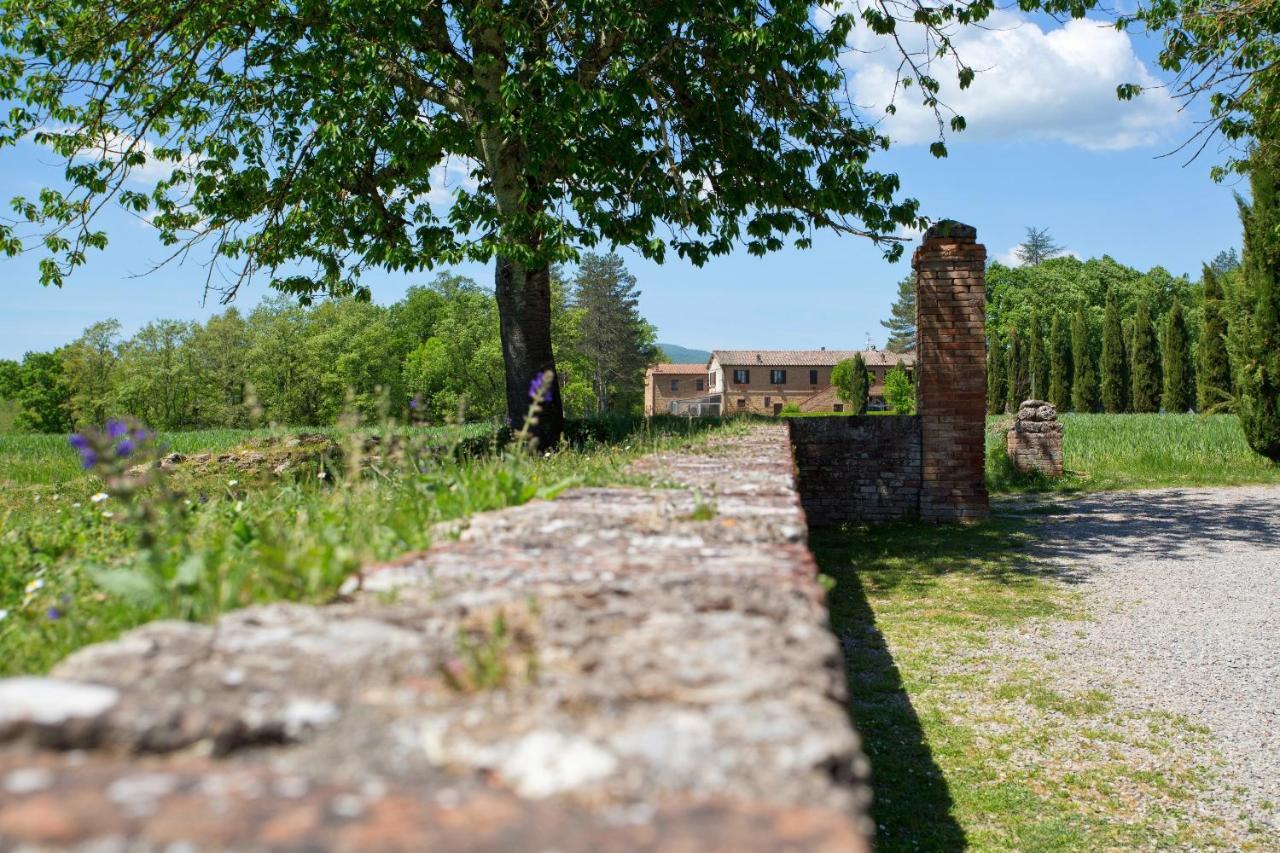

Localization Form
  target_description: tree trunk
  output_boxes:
[494,255,563,449]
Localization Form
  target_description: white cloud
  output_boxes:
[846,11,1180,150]
[425,157,480,205]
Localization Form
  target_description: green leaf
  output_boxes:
[88,566,161,606]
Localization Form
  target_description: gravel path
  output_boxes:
[1016,485,1280,835]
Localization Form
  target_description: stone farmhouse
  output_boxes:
[645,348,915,416]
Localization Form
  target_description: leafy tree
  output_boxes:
[883,364,915,415]
[15,351,72,433]
[0,360,20,400]
[1162,298,1194,412]
[881,275,917,352]
[1048,313,1073,412]
[573,254,659,415]
[1071,306,1098,412]
[1231,155,1280,460]
[1015,227,1065,266]
[60,320,122,426]
[832,355,870,415]
[987,336,1007,415]
[1130,297,1162,413]
[0,1,987,447]
[187,309,252,427]
[1197,265,1233,412]
[1100,288,1129,413]
[1005,328,1029,412]
[113,320,199,429]
[1027,309,1048,401]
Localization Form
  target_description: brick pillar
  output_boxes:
[915,221,989,522]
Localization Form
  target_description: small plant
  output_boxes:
[682,489,718,521]
[441,604,540,692]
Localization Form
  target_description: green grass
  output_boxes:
[0,415,743,675]
[987,413,1280,494]
[814,520,1270,850]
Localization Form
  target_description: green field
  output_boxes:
[988,413,1280,492]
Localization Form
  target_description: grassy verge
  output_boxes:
[814,519,1259,850]
[987,413,1280,494]
[0,415,744,675]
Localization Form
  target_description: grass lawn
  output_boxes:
[0,416,743,675]
[814,519,1268,850]
[988,413,1280,493]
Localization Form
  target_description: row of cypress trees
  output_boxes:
[987,290,1212,415]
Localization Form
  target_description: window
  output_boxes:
[833,404,844,413]
[809,369,818,385]
[763,396,771,407]
[733,369,750,384]
[696,378,705,391]
[670,379,679,391]
[736,398,746,409]
[770,369,786,384]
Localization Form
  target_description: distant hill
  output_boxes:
[658,343,711,364]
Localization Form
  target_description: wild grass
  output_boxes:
[0,415,741,675]
[987,413,1280,493]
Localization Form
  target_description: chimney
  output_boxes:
[821,346,826,351]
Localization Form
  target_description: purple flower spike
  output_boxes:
[409,397,420,411]
[106,420,128,439]
[79,450,98,470]
[528,373,553,402]
[115,438,134,458]
[68,433,88,450]
[46,607,61,621]
[132,429,152,442]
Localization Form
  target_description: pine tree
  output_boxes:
[1014,226,1065,266]
[1071,305,1098,412]
[1162,298,1194,412]
[833,354,870,414]
[1130,296,1162,413]
[1197,265,1232,412]
[1028,309,1049,401]
[1232,155,1280,460]
[1048,313,1072,411]
[1005,328,1025,412]
[987,336,1007,415]
[574,253,660,414]
[1100,288,1128,413]
[881,275,916,352]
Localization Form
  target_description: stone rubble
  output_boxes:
[1006,399,1065,477]
[0,424,871,851]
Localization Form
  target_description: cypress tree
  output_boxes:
[1048,312,1072,411]
[1197,264,1232,412]
[1130,296,1162,412]
[1162,298,1194,412]
[1233,155,1280,460]
[1100,288,1128,412]
[987,335,1007,415]
[1028,308,1049,400]
[1005,328,1030,412]
[1071,305,1098,412]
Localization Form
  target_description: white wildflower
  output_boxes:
[235,501,244,512]
[71,502,81,508]
[228,479,239,487]
[0,609,8,622]
[317,470,327,479]
[90,492,109,503]
[24,579,44,594]
[101,511,114,519]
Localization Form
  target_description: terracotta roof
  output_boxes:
[710,349,914,368]
[647,362,709,375]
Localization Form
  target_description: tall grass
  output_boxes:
[988,413,1280,493]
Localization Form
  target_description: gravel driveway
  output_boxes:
[1017,485,1280,836]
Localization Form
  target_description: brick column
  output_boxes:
[914,221,989,522]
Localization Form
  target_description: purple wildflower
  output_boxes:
[528,374,553,402]
[106,420,128,439]
[46,607,61,621]
[115,438,134,458]
[409,397,420,411]
[68,433,88,450]
[132,429,152,442]
[79,450,98,470]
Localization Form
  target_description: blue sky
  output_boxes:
[0,11,1245,361]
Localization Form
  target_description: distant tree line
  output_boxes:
[0,255,659,433]
[984,253,1236,416]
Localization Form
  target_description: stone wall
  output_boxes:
[915,222,990,522]
[789,416,922,525]
[1007,399,1064,477]
[0,425,873,851]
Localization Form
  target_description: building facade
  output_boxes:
[643,363,713,416]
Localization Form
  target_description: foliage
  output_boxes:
[1027,308,1048,401]
[1070,305,1098,412]
[573,253,660,414]
[1162,298,1195,413]
[1014,226,1065,266]
[1197,266,1233,412]
[881,275,917,352]
[1048,313,1072,412]
[883,365,916,415]
[1100,289,1129,413]
[1130,297,1162,413]
[1232,155,1280,460]
[14,351,72,434]
[832,355,870,415]
[1004,328,1029,412]
[987,336,1007,415]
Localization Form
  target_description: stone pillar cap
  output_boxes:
[923,220,977,241]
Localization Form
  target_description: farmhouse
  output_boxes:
[644,348,915,416]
